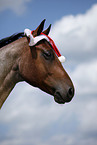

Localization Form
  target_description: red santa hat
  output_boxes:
[24,29,65,63]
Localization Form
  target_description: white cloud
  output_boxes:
[0,0,31,15]
[72,59,97,95]
[50,4,97,64]
[80,99,97,133]
[0,81,97,145]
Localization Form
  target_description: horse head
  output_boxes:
[19,20,74,104]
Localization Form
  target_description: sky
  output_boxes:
[0,0,97,145]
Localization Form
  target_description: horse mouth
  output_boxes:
[54,92,72,104]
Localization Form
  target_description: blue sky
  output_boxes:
[0,0,97,38]
[0,0,97,145]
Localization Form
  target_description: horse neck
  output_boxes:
[0,37,28,108]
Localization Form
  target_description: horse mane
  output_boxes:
[0,32,25,48]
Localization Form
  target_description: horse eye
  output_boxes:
[43,50,52,60]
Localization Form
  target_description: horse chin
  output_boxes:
[54,92,66,104]
[54,97,65,104]
[54,92,72,104]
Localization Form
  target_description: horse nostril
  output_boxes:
[68,88,74,99]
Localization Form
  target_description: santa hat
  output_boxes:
[24,29,65,63]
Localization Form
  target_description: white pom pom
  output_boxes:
[24,29,31,37]
[58,56,66,63]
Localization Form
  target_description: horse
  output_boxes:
[0,19,74,108]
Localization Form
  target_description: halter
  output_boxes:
[24,29,65,63]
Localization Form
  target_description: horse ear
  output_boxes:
[32,19,46,37]
[43,24,51,35]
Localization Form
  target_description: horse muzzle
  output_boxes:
[54,87,74,104]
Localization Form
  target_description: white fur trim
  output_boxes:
[24,29,49,46]
[58,56,66,63]
[29,35,49,46]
